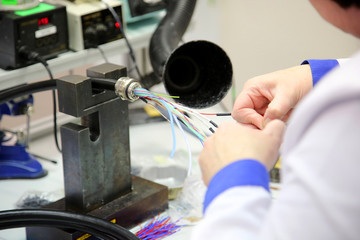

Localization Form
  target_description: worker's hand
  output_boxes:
[232,65,313,129]
[198,120,286,186]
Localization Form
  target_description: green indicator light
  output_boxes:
[14,3,55,16]
[1,0,18,5]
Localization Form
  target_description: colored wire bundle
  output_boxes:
[136,216,183,240]
[134,88,222,176]
[134,88,209,142]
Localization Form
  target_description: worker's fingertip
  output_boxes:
[264,119,286,134]
[261,118,271,129]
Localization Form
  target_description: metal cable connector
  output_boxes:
[114,77,142,102]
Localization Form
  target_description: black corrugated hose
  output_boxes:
[149,0,197,79]
[146,0,233,108]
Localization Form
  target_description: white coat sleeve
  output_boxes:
[191,160,272,240]
[191,187,271,240]
[192,99,360,240]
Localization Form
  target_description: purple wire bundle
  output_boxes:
[136,216,184,240]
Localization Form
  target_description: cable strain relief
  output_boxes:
[115,77,142,102]
[19,46,48,66]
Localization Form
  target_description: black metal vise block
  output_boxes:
[57,63,131,212]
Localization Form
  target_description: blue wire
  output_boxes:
[159,99,176,158]
[199,137,204,146]
[134,89,177,157]
[137,216,182,240]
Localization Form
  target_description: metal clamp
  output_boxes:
[114,77,142,102]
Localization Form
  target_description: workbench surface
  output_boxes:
[0,103,227,239]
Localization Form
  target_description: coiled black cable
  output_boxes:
[0,209,140,240]
[40,62,62,153]
[18,47,63,152]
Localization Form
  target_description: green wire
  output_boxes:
[135,88,206,141]
[153,93,180,98]
[170,108,206,141]
[154,98,206,141]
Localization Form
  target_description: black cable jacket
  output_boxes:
[51,89,62,153]
[91,77,117,91]
[216,113,231,116]
[0,80,57,105]
[40,61,62,153]
[0,78,117,105]
[0,209,140,240]
[209,120,218,128]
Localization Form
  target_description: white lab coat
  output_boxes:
[191,51,360,240]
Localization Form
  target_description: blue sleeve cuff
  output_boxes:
[301,59,339,86]
[203,159,270,213]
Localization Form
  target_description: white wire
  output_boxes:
[173,114,192,176]
[147,101,196,175]
[171,108,208,139]
[149,97,207,140]
[135,88,209,137]
[175,103,214,124]
[173,103,215,133]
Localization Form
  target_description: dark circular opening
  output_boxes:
[163,40,233,108]
[165,56,200,92]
